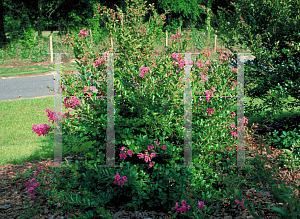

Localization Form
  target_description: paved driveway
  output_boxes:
[0,57,256,102]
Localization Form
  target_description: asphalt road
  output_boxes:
[0,57,256,102]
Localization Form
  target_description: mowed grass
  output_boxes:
[0,96,73,167]
[0,91,299,168]
[0,62,78,78]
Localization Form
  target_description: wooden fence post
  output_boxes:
[111,36,113,52]
[207,26,210,49]
[214,30,217,53]
[90,25,93,45]
[122,14,123,28]
[179,27,182,48]
[166,30,168,47]
[50,34,53,63]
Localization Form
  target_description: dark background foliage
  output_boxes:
[209,0,299,125]
[0,0,235,47]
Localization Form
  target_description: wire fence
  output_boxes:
[0,27,251,65]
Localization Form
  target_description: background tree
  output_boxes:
[0,0,240,46]
[154,0,207,33]
[210,0,300,124]
[0,0,7,48]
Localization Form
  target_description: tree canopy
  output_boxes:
[0,0,236,47]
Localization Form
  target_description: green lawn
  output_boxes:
[0,62,78,77]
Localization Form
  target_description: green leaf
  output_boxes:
[234,188,239,196]
[270,206,287,216]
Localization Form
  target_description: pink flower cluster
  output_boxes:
[234,199,245,210]
[113,173,127,186]
[217,53,230,63]
[206,108,215,115]
[173,199,205,214]
[229,112,249,138]
[195,59,210,68]
[231,81,237,90]
[26,177,40,199]
[26,166,63,214]
[204,87,216,102]
[172,54,194,70]
[83,87,94,96]
[170,52,213,83]
[32,123,51,137]
[63,85,104,108]
[171,53,180,60]
[139,66,150,77]
[94,51,110,68]
[45,109,64,124]
[201,74,208,82]
[119,140,166,169]
[32,83,115,137]
[78,29,88,36]
[63,95,82,109]
[26,166,43,199]
[171,33,181,42]
[112,140,166,186]
[32,108,74,136]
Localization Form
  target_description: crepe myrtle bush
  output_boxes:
[40,0,245,217]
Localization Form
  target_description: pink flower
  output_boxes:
[195,60,202,67]
[234,199,245,210]
[229,124,236,129]
[139,66,150,77]
[201,75,207,82]
[205,90,212,95]
[206,108,215,115]
[78,29,88,36]
[113,173,127,185]
[171,53,180,59]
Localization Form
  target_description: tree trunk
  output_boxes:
[206,0,213,48]
[0,0,7,48]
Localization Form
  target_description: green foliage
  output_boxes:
[210,0,300,125]
[194,32,204,51]
[157,0,206,31]
[13,0,300,218]
[271,129,300,150]
[29,41,50,63]
[42,0,246,217]
[275,138,300,172]
[164,17,183,34]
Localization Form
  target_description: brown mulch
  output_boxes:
[1,118,300,219]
